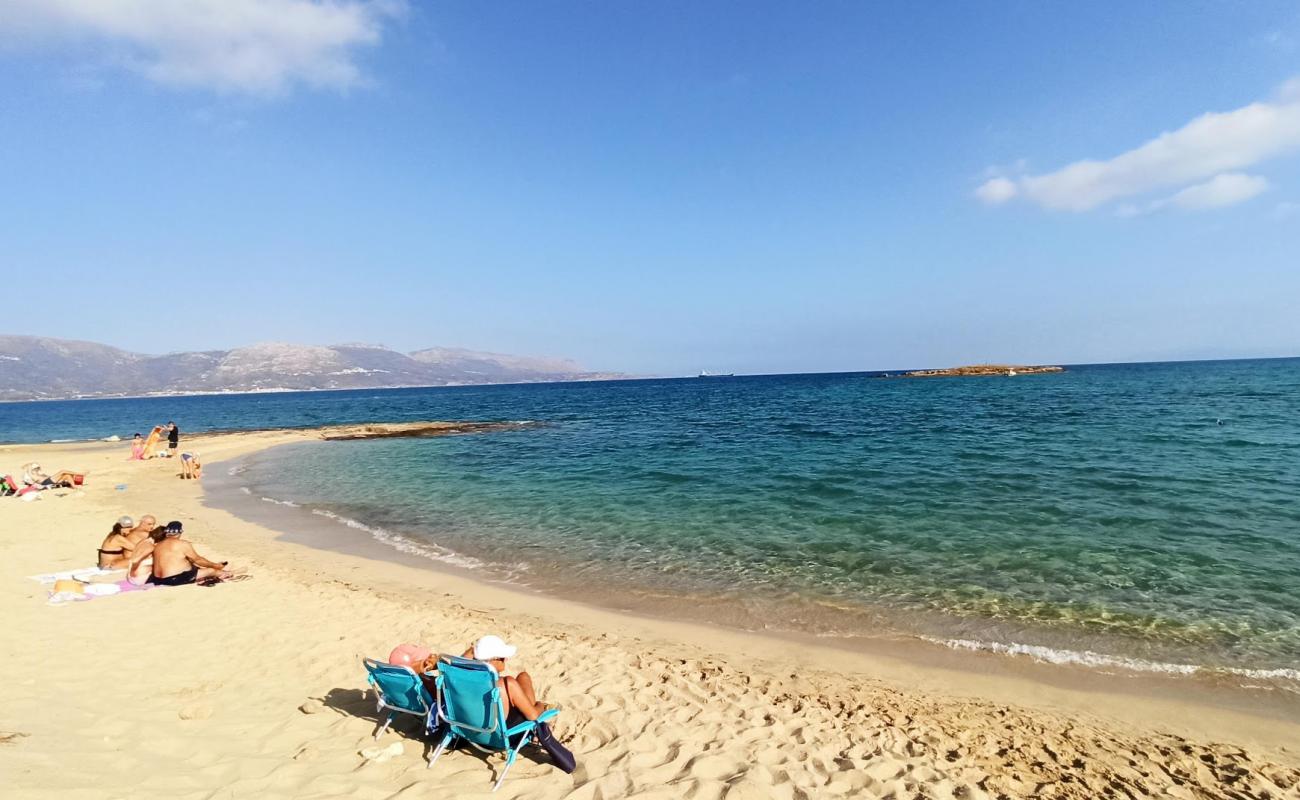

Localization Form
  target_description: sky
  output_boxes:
[0,1,1298,376]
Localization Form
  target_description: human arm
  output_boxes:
[183,541,227,570]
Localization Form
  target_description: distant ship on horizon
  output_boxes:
[697,371,736,378]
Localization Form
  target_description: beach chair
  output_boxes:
[362,657,435,740]
[426,654,560,792]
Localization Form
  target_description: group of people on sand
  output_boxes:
[127,421,202,478]
[1,462,88,497]
[385,635,575,771]
[98,514,233,587]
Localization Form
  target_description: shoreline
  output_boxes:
[209,441,1300,728]
[3,428,1299,798]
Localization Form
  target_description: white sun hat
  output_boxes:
[473,635,518,661]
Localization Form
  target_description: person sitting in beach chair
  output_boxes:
[179,452,202,480]
[22,462,85,489]
[427,635,575,789]
[97,516,137,569]
[457,636,553,724]
[148,521,231,586]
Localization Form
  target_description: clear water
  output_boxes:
[5,360,1299,684]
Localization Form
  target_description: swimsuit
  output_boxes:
[149,567,199,586]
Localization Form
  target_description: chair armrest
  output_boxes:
[504,708,558,737]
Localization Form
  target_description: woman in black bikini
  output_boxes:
[97,516,136,569]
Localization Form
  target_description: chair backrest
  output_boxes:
[435,655,508,750]
[363,658,432,715]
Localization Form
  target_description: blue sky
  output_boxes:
[1,1,1298,375]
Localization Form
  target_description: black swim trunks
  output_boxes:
[150,567,199,586]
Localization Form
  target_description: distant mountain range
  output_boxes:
[0,336,627,401]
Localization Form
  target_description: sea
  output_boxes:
[4,358,1299,692]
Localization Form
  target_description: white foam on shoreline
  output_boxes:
[261,497,300,507]
[309,508,484,571]
[924,637,1300,688]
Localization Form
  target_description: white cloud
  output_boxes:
[0,0,405,96]
[1164,173,1269,210]
[1118,173,1269,217]
[976,77,1300,212]
[974,176,1018,204]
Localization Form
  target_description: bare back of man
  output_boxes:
[151,536,228,586]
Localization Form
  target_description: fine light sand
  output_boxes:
[2,428,1299,800]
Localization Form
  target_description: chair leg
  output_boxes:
[493,735,529,792]
[374,712,394,740]
[427,732,453,769]
[493,750,518,793]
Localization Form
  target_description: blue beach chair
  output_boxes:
[363,657,435,740]
[426,654,560,792]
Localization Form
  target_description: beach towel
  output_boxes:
[141,427,163,458]
[47,579,157,606]
[28,567,122,584]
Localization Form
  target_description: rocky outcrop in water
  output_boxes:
[898,364,1064,378]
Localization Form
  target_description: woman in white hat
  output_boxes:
[462,635,548,722]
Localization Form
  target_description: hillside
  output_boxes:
[0,336,625,401]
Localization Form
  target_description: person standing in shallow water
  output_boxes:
[166,422,180,457]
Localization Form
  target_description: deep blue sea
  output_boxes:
[4,360,1299,687]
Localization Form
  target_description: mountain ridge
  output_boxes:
[0,335,626,401]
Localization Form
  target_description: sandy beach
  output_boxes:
[2,427,1299,800]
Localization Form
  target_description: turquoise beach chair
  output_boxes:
[426,654,560,792]
[363,657,435,740]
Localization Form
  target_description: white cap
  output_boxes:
[118,516,135,527]
[473,635,517,661]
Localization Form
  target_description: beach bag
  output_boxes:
[0,475,15,496]
[533,722,576,774]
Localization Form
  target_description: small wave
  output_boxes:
[261,497,300,508]
[923,637,1300,689]
[227,464,249,476]
[239,487,252,495]
[309,508,484,571]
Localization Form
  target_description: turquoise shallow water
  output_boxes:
[217,360,1300,685]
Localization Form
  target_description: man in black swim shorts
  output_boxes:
[148,521,229,586]
[166,421,180,456]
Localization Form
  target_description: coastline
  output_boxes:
[2,429,1299,798]
[212,440,1300,715]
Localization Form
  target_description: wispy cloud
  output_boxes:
[1118,173,1270,217]
[977,77,1300,213]
[0,0,406,96]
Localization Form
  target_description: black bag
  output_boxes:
[532,722,576,774]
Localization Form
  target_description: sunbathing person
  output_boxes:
[97,516,137,569]
[126,528,169,586]
[462,635,551,722]
[148,521,230,586]
[125,515,158,546]
[23,462,85,489]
